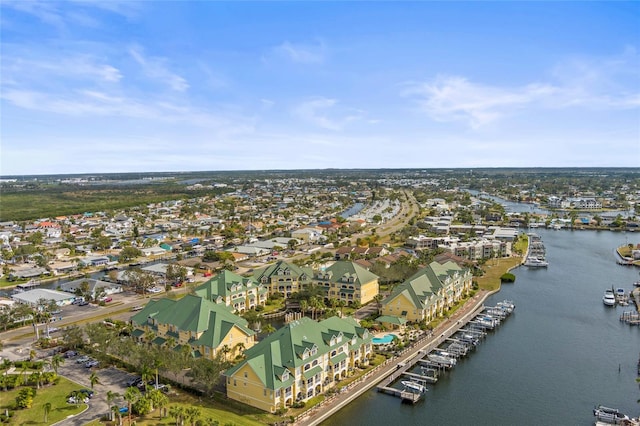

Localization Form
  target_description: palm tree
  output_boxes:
[20,362,29,385]
[106,390,120,421]
[220,345,231,362]
[50,353,64,376]
[154,391,169,419]
[373,294,384,315]
[112,405,123,426]
[123,386,141,425]
[185,406,201,426]
[140,364,153,391]
[89,371,101,389]
[1,359,11,391]
[43,402,51,423]
[30,371,42,389]
[262,323,276,335]
[169,405,185,426]
[299,300,308,317]
[337,299,347,317]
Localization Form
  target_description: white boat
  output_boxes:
[593,405,630,424]
[524,256,548,267]
[401,380,427,393]
[603,289,616,306]
[427,353,457,367]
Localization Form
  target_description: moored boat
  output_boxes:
[593,405,631,424]
[524,256,549,267]
[401,380,427,393]
[603,289,616,306]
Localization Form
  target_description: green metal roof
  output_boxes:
[303,365,323,377]
[194,269,262,301]
[375,315,407,326]
[320,261,379,287]
[252,260,314,283]
[383,261,467,311]
[226,316,370,390]
[130,294,254,349]
[330,352,348,364]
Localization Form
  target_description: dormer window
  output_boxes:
[282,371,289,381]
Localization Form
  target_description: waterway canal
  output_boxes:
[323,229,640,425]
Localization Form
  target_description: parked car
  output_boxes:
[76,356,90,364]
[131,305,143,311]
[78,300,89,306]
[67,395,89,404]
[103,297,112,303]
[78,389,94,398]
[64,350,77,358]
[72,298,85,305]
[125,376,142,387]
[85,360,99,368]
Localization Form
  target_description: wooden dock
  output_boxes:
[377,386,423,403]
[402,371,438,383]
[620,311,640,325]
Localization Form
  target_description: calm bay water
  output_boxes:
[323,229,640,426]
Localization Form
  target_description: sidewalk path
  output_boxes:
[295,289,495,426]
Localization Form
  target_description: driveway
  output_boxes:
[53,360,137,426]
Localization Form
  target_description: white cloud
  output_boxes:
[273,40,326,64]
[292,97,364,131]
[402,76,558,128]
[403,51,640,129]
[1,51,122,85]
[3,0,140,30]
[129,45,189,92]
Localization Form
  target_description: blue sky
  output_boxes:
[1,1,639,175]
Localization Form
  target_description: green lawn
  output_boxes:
[127,391,280,426]
[0,377,87,425]
[476,256,523,291]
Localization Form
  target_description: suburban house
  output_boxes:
[194,270,268,313]
[312,261,379,306]
[225,316,373,413]
[380,260,472,323]
[252,260,314,298]
[59,278,123,299]
[130,294,255,360]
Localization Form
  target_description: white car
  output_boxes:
[67,396,89,404]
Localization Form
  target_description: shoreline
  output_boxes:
[295,288,497,426]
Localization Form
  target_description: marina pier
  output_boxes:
[374,300,514,404]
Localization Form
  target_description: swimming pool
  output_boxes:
[372,334,396,344]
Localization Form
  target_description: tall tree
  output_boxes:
[106,391,120,421]
[123,386,141,425]
[50,353,64,376]
[43,402,52,423]
[89,371,101,389]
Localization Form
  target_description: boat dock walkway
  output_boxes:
[373,301,514,404]
[294,289,498,426]
[377,385,422,403]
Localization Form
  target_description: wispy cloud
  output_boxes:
[402,76,557,128]
[292,97,364,131]
[2,0,140,30]
[2,53,122,85]
[129,45,189,92]
[272,40,326,64]
[403,50,640,129]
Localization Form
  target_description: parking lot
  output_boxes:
[55,352,139,425]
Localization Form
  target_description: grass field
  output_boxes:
[115,390,280,426]
[0,377,87,425]
[476,256,524,291]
